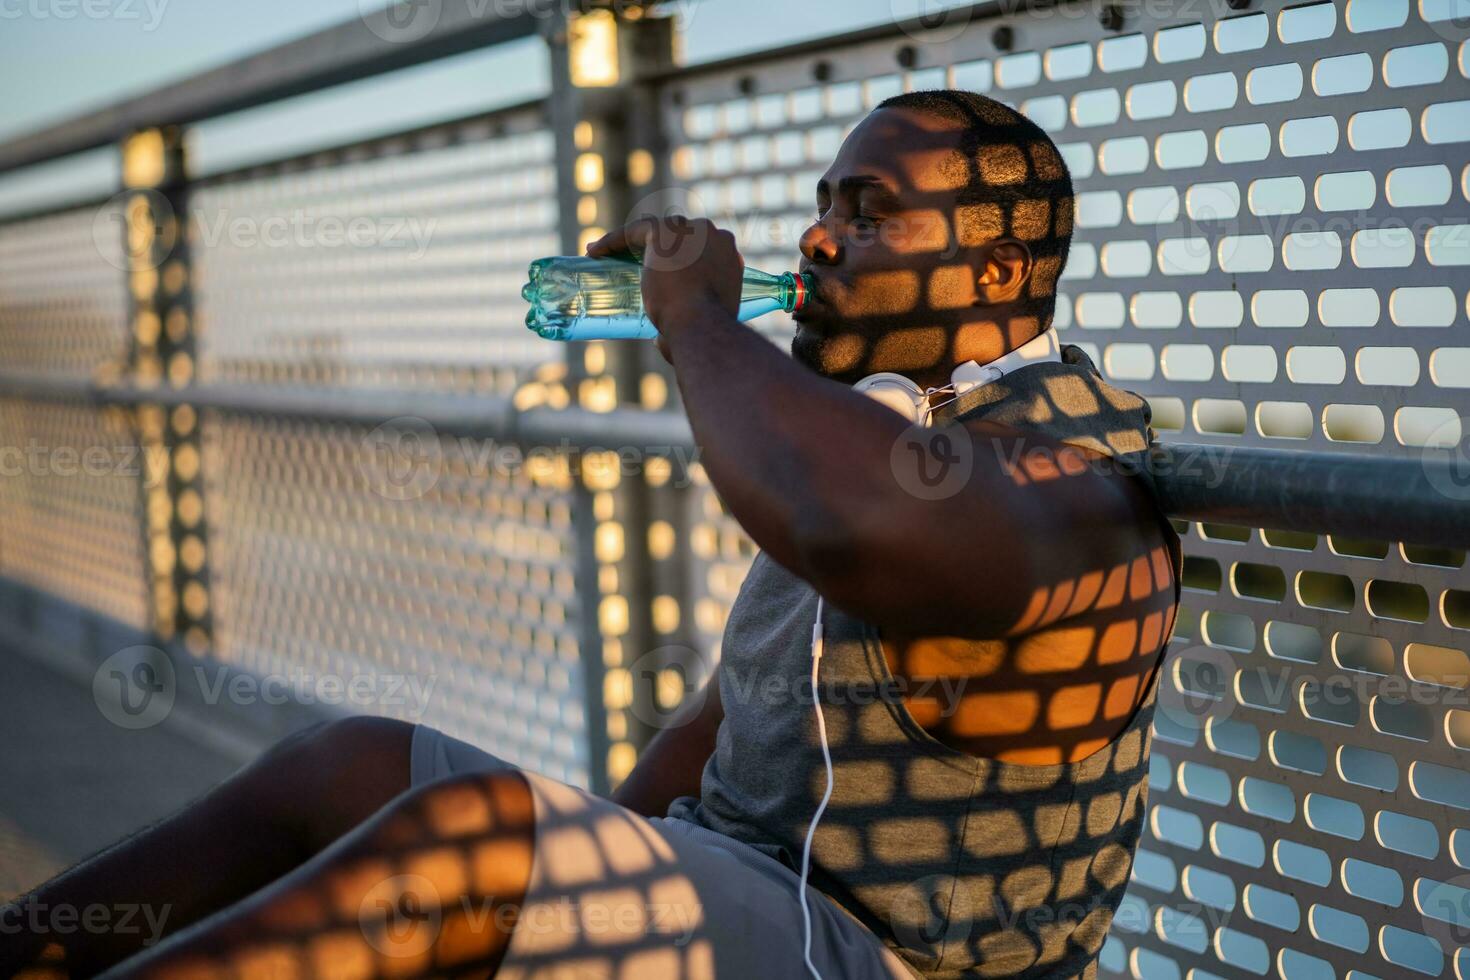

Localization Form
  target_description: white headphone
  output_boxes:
[850,329,1063,425]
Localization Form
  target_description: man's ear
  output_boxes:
[976,239,1032,305]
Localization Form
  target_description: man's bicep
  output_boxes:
[830,434,1165,640]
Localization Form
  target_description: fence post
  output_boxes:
[119,128,213,658]
[545,7,678,794]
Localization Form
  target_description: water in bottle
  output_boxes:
[522,255,812,341]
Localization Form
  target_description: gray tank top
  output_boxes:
[667,344,1182,979]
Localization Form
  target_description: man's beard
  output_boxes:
[789,325,874,387]
[790,328,824,375]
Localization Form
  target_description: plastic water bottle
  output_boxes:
[522,255,812,341]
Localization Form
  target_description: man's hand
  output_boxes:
[585,216,744,364]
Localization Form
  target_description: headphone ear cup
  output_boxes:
[853,372,925,423]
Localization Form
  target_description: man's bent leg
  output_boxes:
[395,728,912,979]
[98,770,535,980]
[95,748,909,980]
[0,716,416,978]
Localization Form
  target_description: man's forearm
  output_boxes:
[658,298,910,575]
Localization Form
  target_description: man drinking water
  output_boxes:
[5,90,1179,980]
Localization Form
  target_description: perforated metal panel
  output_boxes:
[0,201,131,378]
[0,398,147,630]
[663,0,1469,456]
[656,2,1470,976]
[189,106,561,392]
[1125,523,1470,980]
[200,412,589,785]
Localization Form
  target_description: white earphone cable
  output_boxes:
[799,595,833,980]
[799,383,929,978]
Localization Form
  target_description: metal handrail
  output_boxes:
[3,372,1464,550]
[0,0,557,175]
[0,0,1061,178]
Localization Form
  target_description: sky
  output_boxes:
[0,0,975,213]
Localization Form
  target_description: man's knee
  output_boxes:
[254,715,418,850]
[346,771,533,973]
[382,770,535,912]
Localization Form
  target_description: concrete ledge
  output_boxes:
[0,577,339,765]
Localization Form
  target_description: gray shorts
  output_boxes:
[411,724,914,980]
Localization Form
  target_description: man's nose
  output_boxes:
[799,221,840,266]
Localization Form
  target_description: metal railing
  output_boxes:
[2,1,1469,976]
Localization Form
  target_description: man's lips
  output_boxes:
[794,273,827,321]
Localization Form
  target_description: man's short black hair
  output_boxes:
[876,89,1074,334]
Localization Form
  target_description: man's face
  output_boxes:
[792,106,1037,387]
